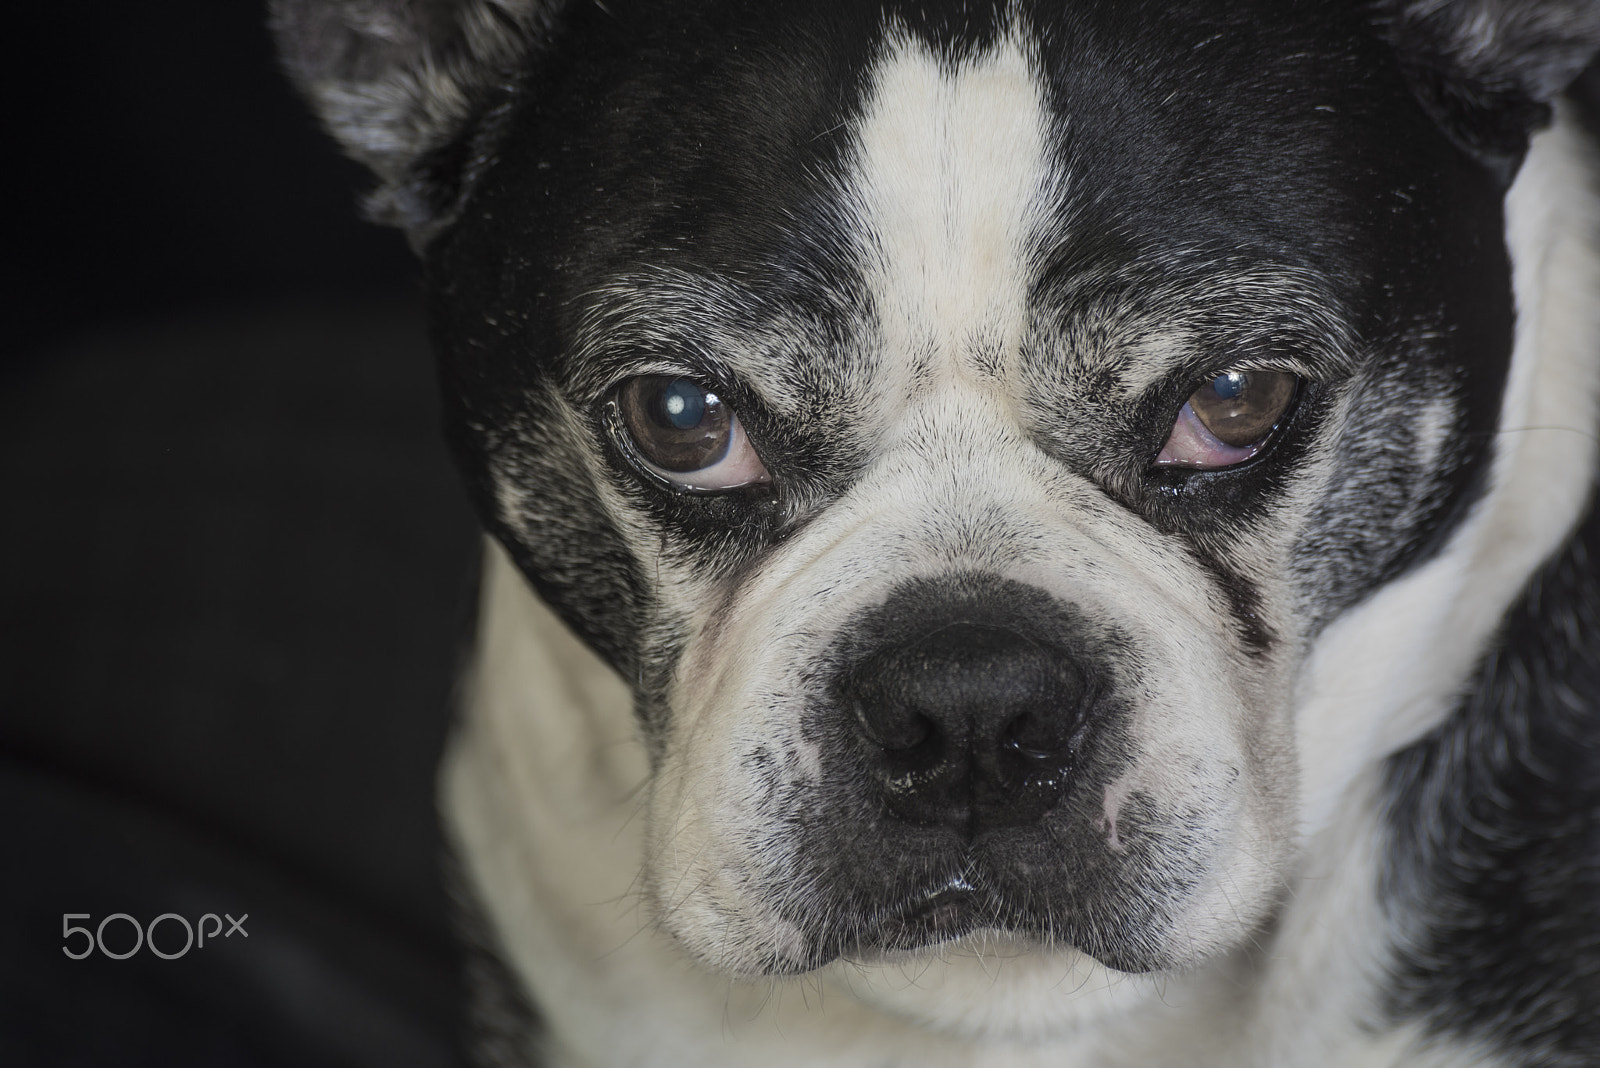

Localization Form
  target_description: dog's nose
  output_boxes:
[838,623,1088,831]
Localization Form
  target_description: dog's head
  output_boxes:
[279,0,1600,1002]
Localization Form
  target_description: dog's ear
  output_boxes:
[1379,0,1600,180]
[271,0,555,243]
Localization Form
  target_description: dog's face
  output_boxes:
[279,0,1598,1008]
[426,0,1520,978]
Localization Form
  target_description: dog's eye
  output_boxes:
[1156,370,1297,468]
[613,376,771,492]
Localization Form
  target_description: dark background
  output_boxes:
[3,4,477,1064]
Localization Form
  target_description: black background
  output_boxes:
[3,4,476,1065]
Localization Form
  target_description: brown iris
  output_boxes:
[617,376,735,473]
[1188,370,1296,448]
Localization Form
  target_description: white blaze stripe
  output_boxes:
[848,26,1062,386]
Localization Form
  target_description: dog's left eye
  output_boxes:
[611,376,771,492]
[1156,370,1297,468]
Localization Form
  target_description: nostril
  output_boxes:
[1003,730,1064,763]
[995,709,1077,805]
[999,704,1076,762]
[853,701,935,752]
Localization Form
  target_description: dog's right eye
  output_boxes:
[1155,370,1297,469]
[611,376,771,492]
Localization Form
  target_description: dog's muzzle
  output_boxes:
[767,573,1176,969]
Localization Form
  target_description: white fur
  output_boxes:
[846,23,1064,390]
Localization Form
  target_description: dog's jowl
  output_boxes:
[277,1,1600,1064]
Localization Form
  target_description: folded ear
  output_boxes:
[271,0,554,244]
[1379,0,1600,181]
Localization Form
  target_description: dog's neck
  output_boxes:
[442,106,1600,1068]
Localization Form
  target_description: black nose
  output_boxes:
[837,623,1089,831]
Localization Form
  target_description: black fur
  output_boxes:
[270,0,560,235]
[1379,0,1600,181]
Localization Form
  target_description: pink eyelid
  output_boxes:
[1155,401,1265,469]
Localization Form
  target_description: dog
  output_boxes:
[274,1,1600,1064]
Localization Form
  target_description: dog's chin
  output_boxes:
[819,929,1160,1042]
[676,870,1194,982]
[663,877,1198,1039]
[814,880,1178,976]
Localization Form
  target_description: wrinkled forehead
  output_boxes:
[448,0,1499,383]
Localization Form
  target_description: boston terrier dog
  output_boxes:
[276,2,1600,1064]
